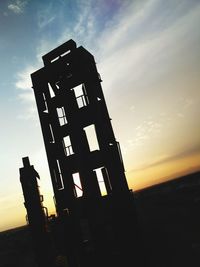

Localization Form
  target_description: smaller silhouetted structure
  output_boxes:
[19,157,54,267]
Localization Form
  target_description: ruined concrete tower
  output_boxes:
[31,40,129,214]
[31,40,141,267]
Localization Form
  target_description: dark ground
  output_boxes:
[135,171,200,267]
[0,226,36,267]
[0,171,200,267]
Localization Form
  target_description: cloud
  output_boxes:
[0,193,23,212]
[36,38,58,63]
[182,97,195,109]
[96,0,200,99]
[177,113,184,118]
[131,145,200,172]
[38,15,55,29]
[15,65,39,120]
[18,91,34,103]
[57,1,97,50]
[37,2,56,29]
[16,65,36,90]
[8,0,28,14]
[15,0,200,124]
[125,116,162,149]
[97,0,156,57]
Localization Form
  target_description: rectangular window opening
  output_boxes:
[63,135,74,156]
[51,56,60,63]
[49,124,55,143]
[56,107,67,126]
[84,124,99,152]
[55,160,64,190]
[42,93,49,113]
[59,50,70,58]
[73,84,89,108]
[72,173,83,197]
[93,168,107,196]
[50,49,71,64]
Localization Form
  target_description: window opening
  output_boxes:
[117,141,124,170]
[101,167,112,194]
[56,107,67,126]
[84,124,99,151]
[55,160,64,189]
[49,124,55,143]
[51,56,60,63]
[63,136,74,156]
[48,83,56,97]
[55,81,60,87]
[93,168,107,196]
[72,173,83,197]
[49,48,71,64]
[61,50,70,57]
[42,93,49,113]
[73,84,89,108]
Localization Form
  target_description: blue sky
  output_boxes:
[0,0,200,231]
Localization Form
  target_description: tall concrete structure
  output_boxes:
[31,40,142,267]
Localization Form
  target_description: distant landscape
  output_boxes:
[1,171,200,267]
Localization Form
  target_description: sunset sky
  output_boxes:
[0,0,200,231]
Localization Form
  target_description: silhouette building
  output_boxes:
[29,39,142,267]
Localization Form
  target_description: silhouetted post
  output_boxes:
[19,157,55,267]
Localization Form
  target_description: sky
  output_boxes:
[0,0,200,231]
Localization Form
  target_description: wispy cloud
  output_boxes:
[37,2,56,29]
[15,0,99,121]
[38,15,55,29]
[16,65,36,90]
[131,145,200,172]
[36,38,58,63]
[15,0,200,125]
[17,105,38,121]
[15,65,39,120]
[8,0,28,14]
[96,0,200,101]
[124,115,163,150]
[57,1,97,49]
[0,193,22,211]
[180,97,195,109]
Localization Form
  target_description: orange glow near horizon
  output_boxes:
[127,152,200,191]
[0,152,199,232]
